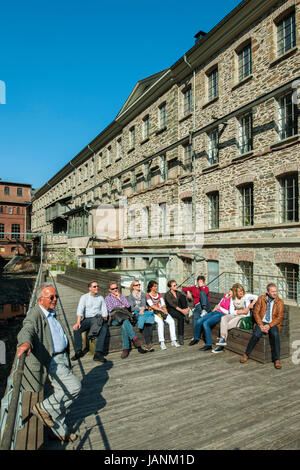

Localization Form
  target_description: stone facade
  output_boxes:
[31,0,300,302]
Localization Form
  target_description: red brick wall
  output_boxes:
[0,182,31,259]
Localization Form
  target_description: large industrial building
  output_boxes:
[31,0,300,302]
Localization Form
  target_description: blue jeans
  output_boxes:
[111,318,136,349]
[193,291,211,329]
[194,311,223,346]
[245,323,280,362]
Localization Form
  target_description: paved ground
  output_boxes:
[42,281,300,450]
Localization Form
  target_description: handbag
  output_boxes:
[237,316,254,330]
[156,310,168,321]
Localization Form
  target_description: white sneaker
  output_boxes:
[171,340,181,348]
[200,309,207,317]
[160,341,167,350]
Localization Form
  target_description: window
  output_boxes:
[106,146,112,166]
[278,93,298,141]
[238,113,253,155]
[278,263,299,301]
[159,103,167,128]
[279,173,299,223]
[208,192,219,229]
[238,261,253,292]
[208,129,219,165]
[277,12,296,57]
[160,155,168,182]
[238,43,252,81]
[183,88,192,115]
[182,198,193,234]
[0,206,3,213]
[116,139,122,160]
[129,127,135,149]
[17,207,20,215]
[159,203,167,236]
[183,143,192,173]
[4,186,9,195]
[17,188,22,197]
[239,184,254,226]
[143,115,150,140]
[208,68,218,101]
[11,224,20,240]
[8,207,13,215]
[98,153,102,172]
[0,223,4,239]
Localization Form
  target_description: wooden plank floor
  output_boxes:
[41,281,300,450]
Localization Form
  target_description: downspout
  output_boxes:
[183,55,197,246]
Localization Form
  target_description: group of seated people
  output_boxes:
[71,275,284,369]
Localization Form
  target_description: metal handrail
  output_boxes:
[206,271,300,305]
[0,236,44,450]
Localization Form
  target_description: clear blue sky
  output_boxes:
[0,0,241,189]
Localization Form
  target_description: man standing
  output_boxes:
[72,281,108,363]
[17,283,81,442]
[240,283,285,369]
[105,282,145,359]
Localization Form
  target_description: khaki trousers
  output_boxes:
[220,314,242,339]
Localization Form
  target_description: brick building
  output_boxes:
[0,181,32,262]
[31,0,300,302]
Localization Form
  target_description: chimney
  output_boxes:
[194,30,207,45]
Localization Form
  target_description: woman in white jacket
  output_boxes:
[213,283,257,353]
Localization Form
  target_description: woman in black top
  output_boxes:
[164,280,190,345]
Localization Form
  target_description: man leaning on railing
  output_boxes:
[16,283,81,442]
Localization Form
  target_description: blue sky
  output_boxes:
[0,0,241,189]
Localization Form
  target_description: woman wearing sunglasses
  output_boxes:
[127,280,155,352]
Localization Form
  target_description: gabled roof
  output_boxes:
[116,69,169,118]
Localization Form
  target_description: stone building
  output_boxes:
[31,0,300,302]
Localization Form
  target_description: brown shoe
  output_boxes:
[32,403,54,427]
[240,353,249,363]
[274,359,282,369]
[132,337,142,348]
[121,349,129,359]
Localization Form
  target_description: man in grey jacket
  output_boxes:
[17,283,81,442]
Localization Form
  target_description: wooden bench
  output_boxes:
[15,391,44,450]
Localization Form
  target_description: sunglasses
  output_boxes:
[43,295,59,300]
[110,287,118,291]
[91,285,98,288]
[134,284,141,287]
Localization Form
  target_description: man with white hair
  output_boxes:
[17,283,81,442]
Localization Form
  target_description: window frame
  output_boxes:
[208,191,219,230]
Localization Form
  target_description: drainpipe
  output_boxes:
[183,55,197,247]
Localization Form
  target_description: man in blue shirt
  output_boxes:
[72,281,109,363]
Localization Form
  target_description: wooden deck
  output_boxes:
[40,281,300,450]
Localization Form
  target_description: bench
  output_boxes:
[15,391,44,450]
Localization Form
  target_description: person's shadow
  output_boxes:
[70,360,113,450]
[44,360,113,450]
